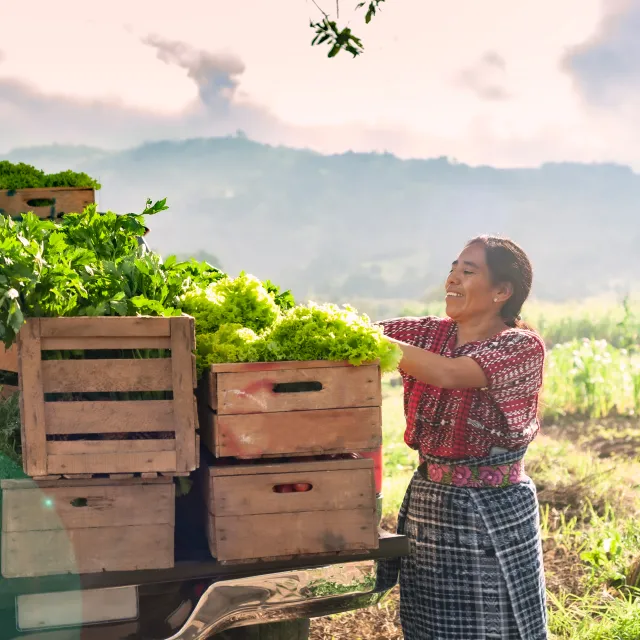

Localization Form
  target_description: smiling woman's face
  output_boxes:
[444,242,510,323]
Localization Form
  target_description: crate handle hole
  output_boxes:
[26,198,56,207]
[273,483,313,493]
[70,498,88,508]
[273,381,323,394]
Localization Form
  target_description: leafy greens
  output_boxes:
[0,161,101,190]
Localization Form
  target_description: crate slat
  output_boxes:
[3,482,174,531]
[210,466,376,517]
[2,526,174,577]
[171,316,197,473]
[45,400,175,434]
[46,451,177,475]
[0,187,94,220]
[42,359,173,394]
[210,511,377,562]
[0,344,18,372]
[207,407,382,458]
[39,316,171,338]
[41,336,171,351]
[46,440,176,455]
[17,320,47,477]
[209,457,371,477]
[209,360,357,374]
[212,364,381,415]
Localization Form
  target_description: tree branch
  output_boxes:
[309,0,386,58]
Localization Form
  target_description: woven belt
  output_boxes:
[418,458,525,488]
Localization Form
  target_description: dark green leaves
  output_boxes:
[264,279,296,311]
[0,199,227,347]
[356,0,385,24]
[311,18,364,58]
[0,161,101,190]
[310,0,386,57]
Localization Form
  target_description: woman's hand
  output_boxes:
[388,338,489,390]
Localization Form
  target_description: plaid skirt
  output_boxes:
[378,448,547,640]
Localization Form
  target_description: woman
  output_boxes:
[378,235,547,640]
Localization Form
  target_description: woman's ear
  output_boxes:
[494,281,513,304]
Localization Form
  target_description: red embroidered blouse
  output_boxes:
[378,316,546,460]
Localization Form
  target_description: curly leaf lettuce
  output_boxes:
[263,302,402,373]
[181,272,280,335]
[195,324,264,375]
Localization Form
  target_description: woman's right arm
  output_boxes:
[376,316,431,344]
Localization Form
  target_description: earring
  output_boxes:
[493,298,498,303]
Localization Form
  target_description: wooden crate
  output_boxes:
[204,457,379,562]
[17,316,198,478]
[0,187,95,220]
[1,476,174,578]
[198,361,382,459]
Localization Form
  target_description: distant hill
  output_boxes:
[4,137,639,309]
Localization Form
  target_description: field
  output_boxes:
[311,298,640,640]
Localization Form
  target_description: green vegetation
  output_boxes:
[0,393,23,475]
[0,161,101,190]
[310,1,386,58]
[0,198,222,346]
[183,274,403,374]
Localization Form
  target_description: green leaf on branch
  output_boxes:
[311,0,385,57]
[311,18,364,58]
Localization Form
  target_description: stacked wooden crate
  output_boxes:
[0,187,95,220]
[198,360,383,563]
[1,315,200,578]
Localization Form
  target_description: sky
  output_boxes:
[1,0,640,168]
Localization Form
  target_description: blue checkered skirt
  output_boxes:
[379,449,547,639]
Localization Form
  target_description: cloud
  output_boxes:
[142,35,245,113]
[0,38,277,152]
[457,51,510,101]
[564,0,640,105]
[1,36,639,170]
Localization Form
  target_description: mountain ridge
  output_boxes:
[3,137,637,306]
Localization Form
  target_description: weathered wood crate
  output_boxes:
[1,476,174,578]
[204,457,379,563]
[198,361,382,459]
[0,187,95,220]
[17,316,198,478]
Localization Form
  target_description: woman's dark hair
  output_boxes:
[466,235,533,330]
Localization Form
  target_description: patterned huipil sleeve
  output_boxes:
[376,317,426,346]
[466,330,546,448]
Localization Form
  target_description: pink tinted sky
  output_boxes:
[1,0,639,167]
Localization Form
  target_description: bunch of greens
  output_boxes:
[0,198,223,347]
[263,302,402,372]
[186,273,402,374]
[181,272,280,335]
[195,324,264,375]
[0,161,101,190]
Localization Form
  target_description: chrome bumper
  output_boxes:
[168,558,396,639]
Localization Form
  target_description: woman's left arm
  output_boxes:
[388,338,488,389]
